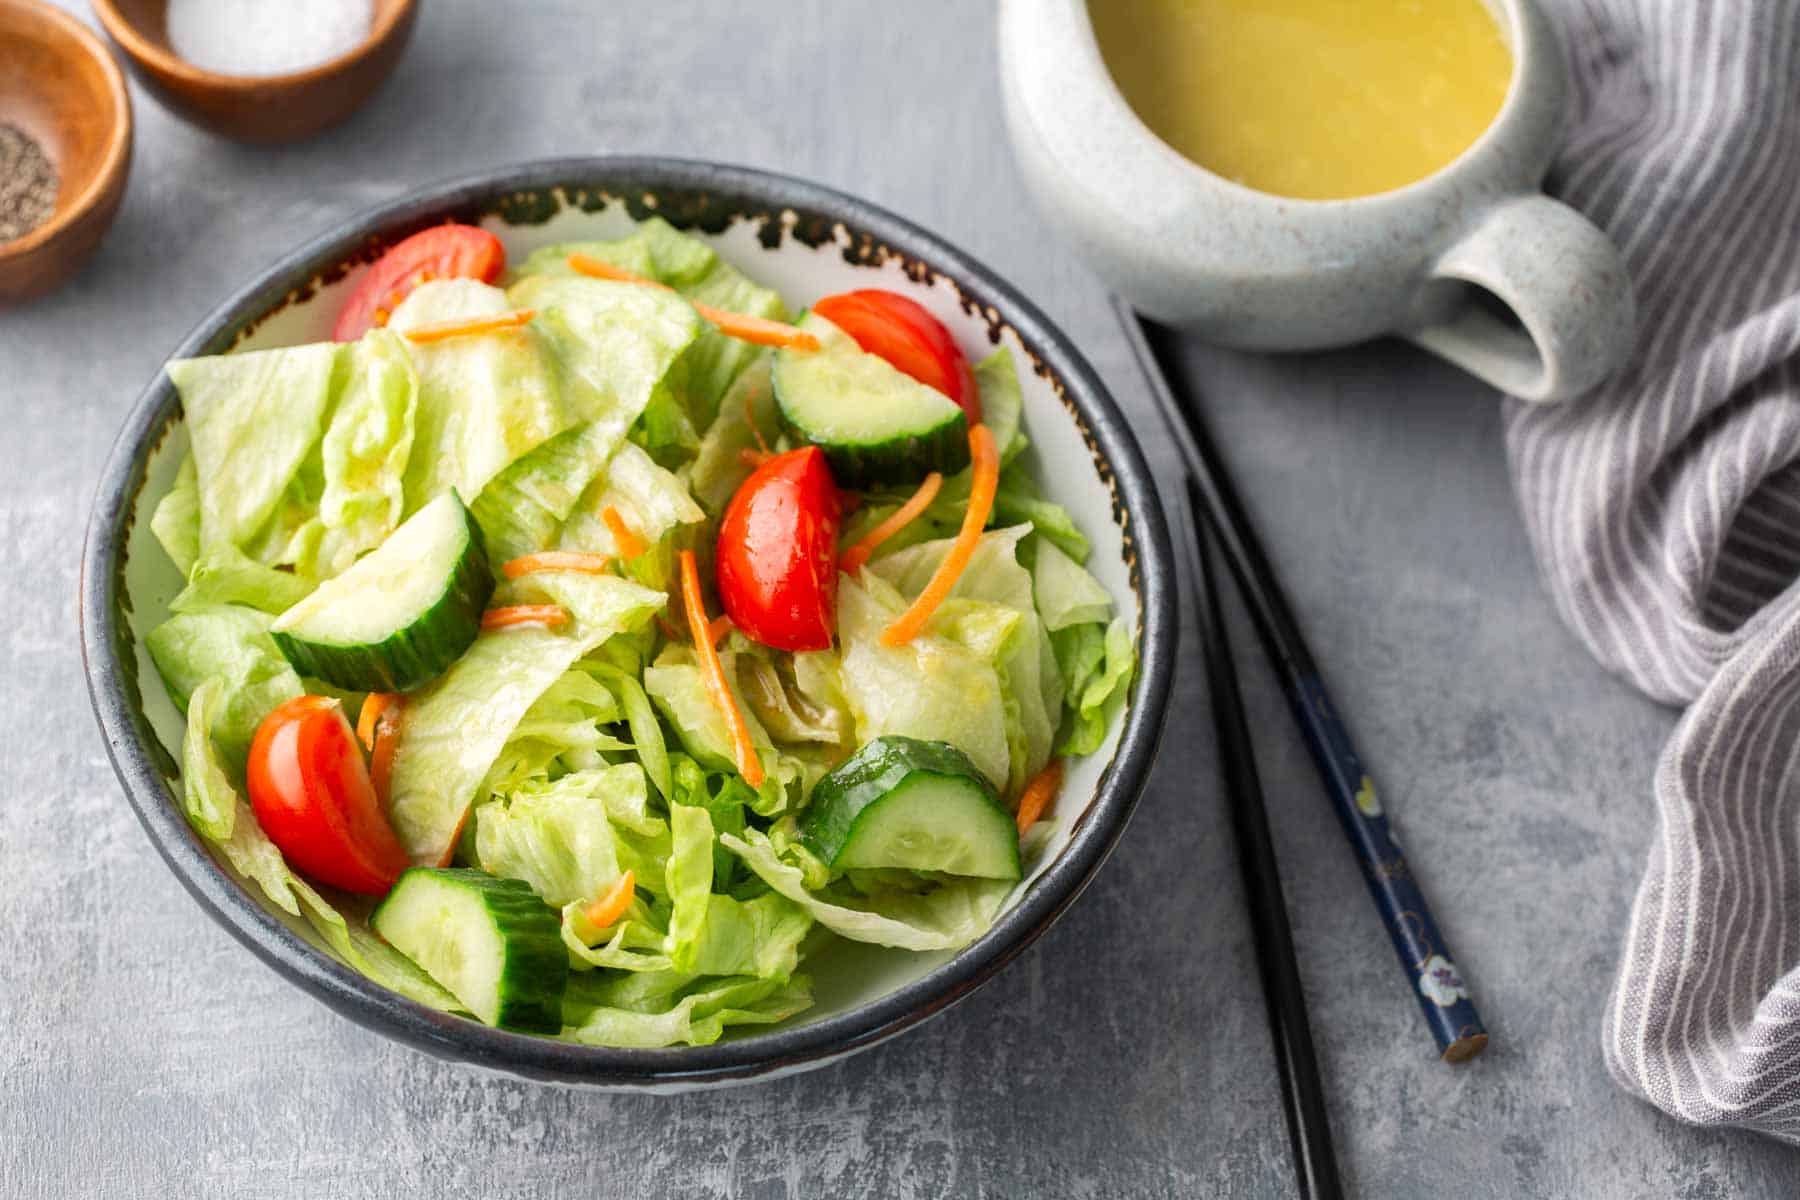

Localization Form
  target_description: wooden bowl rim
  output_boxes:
[0,0,132,262]
[90,0,415,91]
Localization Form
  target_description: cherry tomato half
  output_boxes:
[716,447,842,652]
[247,696,410,895]
[812,289,980,423]
[332,224,506,342]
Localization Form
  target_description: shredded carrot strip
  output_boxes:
[840,471,943,575]
[708,615,734,646]
[481,605,568,631]
[1015,760,1063,835]
[602,506,649,558]
[356,692,398,751]
[501,550,611,580]
[566,254,663,288]
[583,870,636,930]
[738,447,773,469]
[567,254,819,351]
[695,303,821,351]
[402,308,536,344]
[880,425,999,646]
[679,549,764,788]
[369,701,403,811]
[655,613,684,642]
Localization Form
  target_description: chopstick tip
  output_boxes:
[1442,1032,1490,1064]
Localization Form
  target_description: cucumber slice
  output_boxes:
[270,492,494,692]
[371,868,568,1032]
[800,736,1022,880]
[773,313,969,487]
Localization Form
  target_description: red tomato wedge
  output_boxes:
[812,289,979,423]
[332,224,506,342]
[716,447,842,652]
[247,696,409,896]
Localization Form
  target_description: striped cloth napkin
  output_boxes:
[1507,0,1800,1141]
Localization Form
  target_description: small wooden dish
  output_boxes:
[92,0,417,145]
[0,0,132,306]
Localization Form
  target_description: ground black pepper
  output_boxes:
[0,124,58,243]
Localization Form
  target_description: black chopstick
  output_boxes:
[1186,491,1343,1200]
[1115,299,1488,1064]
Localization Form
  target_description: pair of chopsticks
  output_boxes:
[1115,302,1488,1198]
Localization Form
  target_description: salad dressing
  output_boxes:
[1088,0,1515,200]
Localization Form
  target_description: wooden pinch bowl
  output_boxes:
[91,0,417,144]
[0,0,132,306]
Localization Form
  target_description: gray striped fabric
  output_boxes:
[1506,0,1800,1141]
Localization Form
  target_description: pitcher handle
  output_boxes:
[1406,194,1635,403]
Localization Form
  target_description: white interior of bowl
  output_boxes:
[122,203,1136,1030]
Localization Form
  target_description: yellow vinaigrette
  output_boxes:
[1091,0,1514,200]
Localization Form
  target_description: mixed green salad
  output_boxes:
[146,216,1136,1046]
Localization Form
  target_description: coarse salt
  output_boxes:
[167,0,374,78]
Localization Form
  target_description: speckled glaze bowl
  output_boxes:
[79,159,1175,1089]
[999,0,1635,402]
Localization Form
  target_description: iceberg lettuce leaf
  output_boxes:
[690,356,777,514]
[170,341,342,552]
[1032,537,1115,631]
[722,830,1011,952]
[557,441,703,557]
[835,570,1011,792]
[290,328,418,578]
[1058,616,1136,756]
[169,545,315,616]
[662,803,809,981]
[389,280,574,515]
[146,606,303,767]
[475,767,645,908]
[514,217,785,421]
[386,571,664,865]
[151,454,201,577]
[872,525,1061,793]
[559,970,811,1048]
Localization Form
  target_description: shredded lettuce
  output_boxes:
[1032,538,1115,631]
[150,455,201,577]
[514,217,787,421]
[974,347,1026,464]
[723,830,1011,952]
[872,526,1060,794]
[835,570,1013,792]
[665,804,809,980]
[475,766,636,908]
[560,970,812,1048]
[690,356,777,514]
[1057,616,1136,756]
[557,441,704,560]
[734,645,853,747]
[389,280,575,515]
[169,545,315,616]
[295,328,417,578]
[170,342,341,554]
[386,571,664,865]
[143,216,1143,1048]
[470,278,700,561]
[146,606,303,766]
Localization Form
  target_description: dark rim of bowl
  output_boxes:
[79,157,1176,1087]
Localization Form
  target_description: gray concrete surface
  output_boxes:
[5,2,1798,1196]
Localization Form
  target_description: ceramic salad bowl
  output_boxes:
[79,158,1175,1088]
